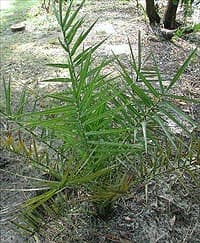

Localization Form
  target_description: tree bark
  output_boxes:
[146,0,161,25]
[163,0,179,29]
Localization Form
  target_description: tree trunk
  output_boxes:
[146,0,161,25]
[163,0,179,29]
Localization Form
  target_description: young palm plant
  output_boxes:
[1,0,199,238]
[1,0,142,230]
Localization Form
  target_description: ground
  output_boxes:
[0,0,200,242]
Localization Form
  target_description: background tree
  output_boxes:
[146,0,180,29]
[163,0,179,29]
[145,0,161,25]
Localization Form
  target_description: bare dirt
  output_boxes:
[0,0,200,242]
